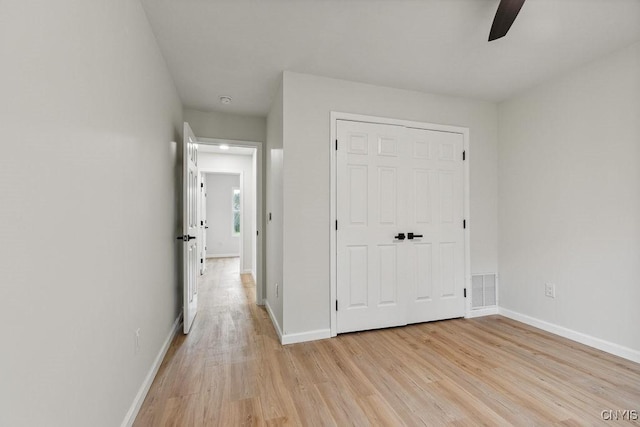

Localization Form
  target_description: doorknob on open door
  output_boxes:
[176,235,197,241]
[394,233,406,241]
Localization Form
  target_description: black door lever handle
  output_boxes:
[394,233,406,240]
[176,235,197,241]
[407,233,423,240]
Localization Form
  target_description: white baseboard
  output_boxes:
[282,329,331,345]
[467,307,499,318]
[121,314,182,427]
[242,269,253,274]
[265,300,283,343]
[499,308,640,364]
[207,253,239,258]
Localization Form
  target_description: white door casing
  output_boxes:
[182,122,199,334]
[335,119,466,334]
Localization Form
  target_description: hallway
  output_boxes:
[134,257,274,425]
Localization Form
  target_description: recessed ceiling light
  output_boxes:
[219,144,229,150]
[219,96,232,105]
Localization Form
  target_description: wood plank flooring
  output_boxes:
[135,258,640,426]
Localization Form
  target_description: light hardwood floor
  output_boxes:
[135,258,640,426]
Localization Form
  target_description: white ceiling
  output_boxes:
[141,0,640,116]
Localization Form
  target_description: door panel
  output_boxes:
[378,167,397,225]
[348,165,368,225]
[414,242,433,300]
[347,245,368,308]
[378,244,398,305]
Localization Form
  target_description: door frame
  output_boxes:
[198,137,265,306]
[329,112,471,337]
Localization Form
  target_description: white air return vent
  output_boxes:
[471,274,497,309]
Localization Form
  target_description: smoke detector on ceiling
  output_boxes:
[219,96,232,105]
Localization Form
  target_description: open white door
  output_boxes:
[181,122,199,334]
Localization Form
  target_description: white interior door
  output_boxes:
[182,122,199,334]
[336,120,465,334]
[199,174,207,275]
[336,121,408,333]
[405,128,465,324]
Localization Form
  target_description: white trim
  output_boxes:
[282,329,332,345]
[242,269,253,274]
[330,112,471,337]
[265,300,283,343]
[467,307,499,318]
[206,253,240,259]
[121,314,182,427]
[498,308,640,364]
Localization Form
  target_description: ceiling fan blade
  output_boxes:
[488,0,526,41]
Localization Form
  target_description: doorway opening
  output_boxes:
[201,172,242,273]
[196,138,264,305]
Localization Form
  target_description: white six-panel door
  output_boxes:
[182,122,199,334]
[405,128,465,324]
[336,120,465,334]
[337,121,408,333]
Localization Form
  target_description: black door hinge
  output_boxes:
[336,220,338,230]
[463,219,466,229]
[463,150,466,161]
[464,288,467,298]
[200,258,203,264]
[336,300,338,311]
[336,139,338,150]
[257,230,259,236]
[201,182,204,188]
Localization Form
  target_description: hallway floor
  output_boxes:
[134,258,640,426]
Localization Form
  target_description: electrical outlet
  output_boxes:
[275,283,279,298]
[545,283,555,298]
[135,328,141,354]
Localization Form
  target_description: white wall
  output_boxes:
[199,152,254,272]
[498,42,640,354]
[266,81,284,331]
[184,109,266,142]
[0,1,182,426]
[280,71,498,336]
[205,174,241,257]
